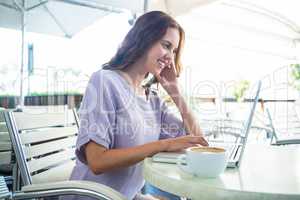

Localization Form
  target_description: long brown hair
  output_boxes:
[103,11,185,89]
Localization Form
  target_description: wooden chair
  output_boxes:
[0,176,11,199]
[4,106,126,200]
[201,118,246,144]
[0,108,13,177]
[265,107,300,145]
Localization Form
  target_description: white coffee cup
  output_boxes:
[177,146,228,178]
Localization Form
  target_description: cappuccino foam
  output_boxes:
[190,147,225,153]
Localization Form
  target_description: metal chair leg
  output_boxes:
[12,164,21,192]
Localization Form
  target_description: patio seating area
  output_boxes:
[0,108,13,191]
[1,106,126,200]
[0,176,10,200]
[0,101,299,199]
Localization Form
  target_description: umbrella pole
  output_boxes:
[13,0,26,109]
[144,0,148,13]
[19,0,25,108]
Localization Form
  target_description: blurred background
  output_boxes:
[0,0,300,128]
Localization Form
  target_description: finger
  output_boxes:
[200,141,209,146]
[200,137,209,146]
[167,60,173,68]
[186,136,204,143]
[155,74,163,83]
[184,143,198,149]
[188,136,209,146]
[156,75,166,85]
[198,137,208,146]
[169,61,176,72]
[171,60,177,74]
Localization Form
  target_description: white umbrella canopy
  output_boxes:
[0,0,222,36]
[79,0,221,17]
[0,0,124,37]
[145,0,221,16]
[0,0,126,107]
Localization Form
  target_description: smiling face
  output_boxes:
[145,27,180,77]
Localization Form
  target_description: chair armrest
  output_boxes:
[13,180,127,200]
[0,176,11,199]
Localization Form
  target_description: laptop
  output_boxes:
[266,108,300,145]
[152,81,262,168]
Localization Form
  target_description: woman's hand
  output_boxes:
[156,61,179,96]
[161,135,208,152]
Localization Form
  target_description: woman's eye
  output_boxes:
[162,42,171,50]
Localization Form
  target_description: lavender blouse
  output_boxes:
[68,69,186,200]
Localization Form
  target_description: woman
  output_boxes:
[68,11,208,200]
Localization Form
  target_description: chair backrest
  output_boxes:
[0,108,13,174]
[265,102,300,137]
[265,108,278,141]
[201,118,245,143]
[0,176,11,199]
[4,106,78,186]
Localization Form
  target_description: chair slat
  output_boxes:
[0,176,10,199]
[0,122,7,132]
[22,105,69,113]
[31,160,75,184]
[27,148,75,173]
[20,126,78,144]
[0,142,11,151]
[0,151,11,164]
[6,107,79,187]
[0,132,10,141]
[24,136,77,158]
[0,112,4,122]
[14,110,75,130]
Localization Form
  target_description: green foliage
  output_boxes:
[290,64,300,90]
[27,91,82,96]
[233,80,250,102]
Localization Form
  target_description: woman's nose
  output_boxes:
[164,51,175,62]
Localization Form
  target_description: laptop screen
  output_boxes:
[236,80,262,166]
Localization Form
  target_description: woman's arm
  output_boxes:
[156,64,208,144]
[85,135,204,174]
[170,89,204,137]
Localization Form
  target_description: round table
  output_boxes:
[143,144,300,200]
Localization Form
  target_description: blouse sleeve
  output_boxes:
[159,100,187,139]
[75,72,116,164]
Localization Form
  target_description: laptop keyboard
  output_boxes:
[209,141,241,160]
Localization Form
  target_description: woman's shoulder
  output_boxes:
[92,69,119,79]
[89,69,124,87]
